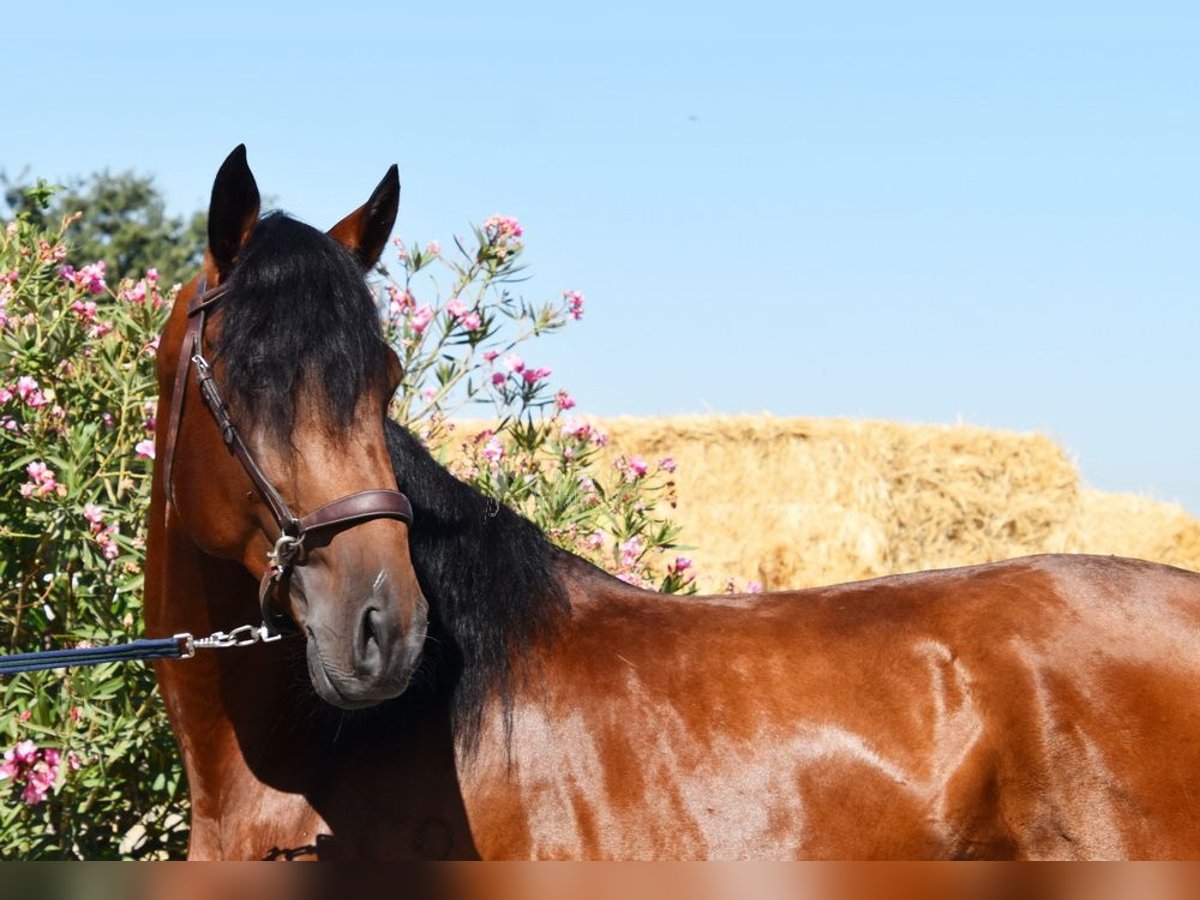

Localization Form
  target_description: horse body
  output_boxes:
[145,148,1200,860]
[461,554,1200,859]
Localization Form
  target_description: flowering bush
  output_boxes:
[0,183,184,858]
[0,186,692,858]
[380,218,693,593]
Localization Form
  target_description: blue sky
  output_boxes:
[8,2,1199,513]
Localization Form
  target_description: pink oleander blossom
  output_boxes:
[522,366,551,385]
[16,376,38,400]
[669,556,693,575]
[122,281,147,304]
[491,371,506,386]
[563,290,585,320]
[459,312,482,331]
[658,456,677,474]
[483,214,524,243]
[618,537,643,569]
[97,524,120,560]
[71,299,98,322]
[481,437,504,463]
[77,261,107,294]
[445,298,468,318]
[501,353,525,374]
[409,305,434,335]
[483,349,499,363]
[424,240,441,257]
[22,461,58,498]
[135,439,155,460]
[555,389,575,411]
[83,503,105,528]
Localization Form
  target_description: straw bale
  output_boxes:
[599,415,1081,590]
[1066,488,1200,571]
[446,414,1200,589]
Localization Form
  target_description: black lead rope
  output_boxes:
[0,637,189,676]
[0,624,284,676]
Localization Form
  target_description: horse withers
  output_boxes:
[145,147,1200,859]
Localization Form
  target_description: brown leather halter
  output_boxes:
[161,275,414,635]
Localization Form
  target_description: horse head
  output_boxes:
[159,146,427,709]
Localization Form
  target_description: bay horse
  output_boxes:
[145,147,1200,860]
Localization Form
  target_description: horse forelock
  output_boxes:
[213,212,390,440]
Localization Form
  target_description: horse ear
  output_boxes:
[328,165,400,269]
[207,145,261,278]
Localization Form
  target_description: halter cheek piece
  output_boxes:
[161,276,414,636]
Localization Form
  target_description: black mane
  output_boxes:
[215,213,390,436]
[385,420,571,751]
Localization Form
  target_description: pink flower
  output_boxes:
[561,417,592,440]
[59,265,76,283]
[409,305,434,335]
[628,456,648,477]
[658,456,677,474]
[483,214,524,242]
[618,537,643,570]
[522,366,551,385]
[555,389,576,411]
[459,312,482,331]
[25,389,48,409]
[83,503,105,527]
[746,581,763,594]
[563,290,585,320]
[445,298,468,318]
[669,556,693,575]
[122,281,147,304]
[424,241,441,257]
[491,372,506,386]
[501,354,525,374]
[483,350,499,363]
[76,261,107,294]
[12,740,38,765]
[481,437,504,463]
[71,299,98,322]
[146,268,159,283]
[135,439,155,460]
[66,751,83,772]
[98,525,120,560]
[586,531,605,549]
[16,376,38,399]
[22,461,58,497]
[0,387,12,404]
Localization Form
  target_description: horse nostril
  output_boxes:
[362,606,378,649]
[358,606,384,673]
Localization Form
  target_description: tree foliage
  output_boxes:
[0,170,205,286]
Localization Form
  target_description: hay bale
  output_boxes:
[446,413,1200,588]
[1067,488,1200,571]
[600,415,1081,590]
